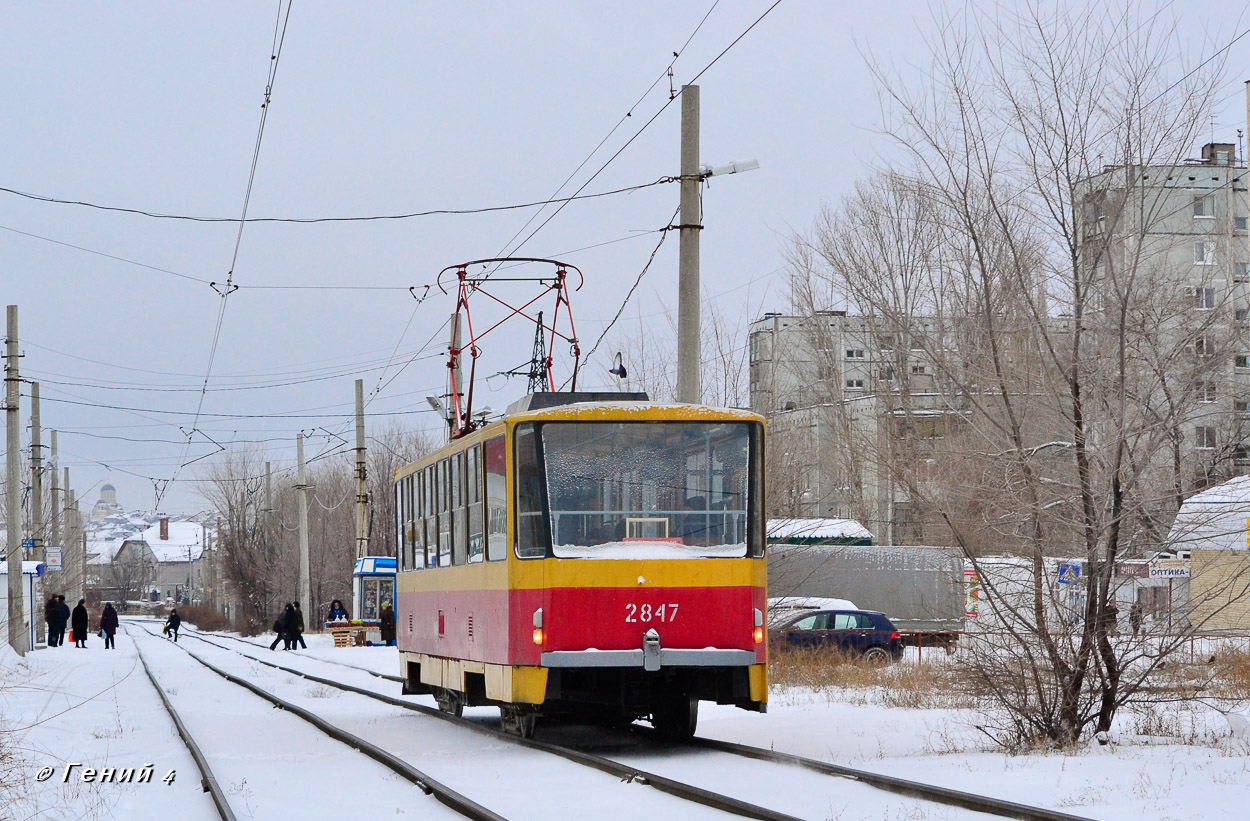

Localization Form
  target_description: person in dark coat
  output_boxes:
[58,595,71,646]
[291,601,307,650]
[71,599,89,648]
[1129,601,1144,636]
[165,609,181,642]
[45,597,64,647]
[270,603,295,650]
[379,603,396,647]
[100,603,119,649]
[326,599,348,623]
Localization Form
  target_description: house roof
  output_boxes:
[1167,475,1250,552]
[767,517,873,543]
[135,521,206,562]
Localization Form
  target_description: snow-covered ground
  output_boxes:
[2,621,1247,820]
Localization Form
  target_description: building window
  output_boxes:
[845,349,864,360]
[1237,355,1250,369]
[1198,382,1218,402]
[1194,241,1216,265]
[1195,426,1218,450]
[910,364,926,375]
[1238,308,1249,322]
[1194,336,1213,357]
[1192,286,1216,309]
[1236,400,1250,413]
[1236,263,1250,282]
[845,379,864,390]
[1236,217,1249,232]
[1193,195,1215,218]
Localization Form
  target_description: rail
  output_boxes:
[182,626,1095,821]
[131,629,238,821]
[134,625,508,821]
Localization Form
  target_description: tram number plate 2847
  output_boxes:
[624,603,678,623]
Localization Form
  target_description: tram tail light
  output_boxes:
[753,627,764,644]
[532,608,544,644]
[533,628,545,645]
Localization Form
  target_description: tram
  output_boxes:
[393,392,768,737]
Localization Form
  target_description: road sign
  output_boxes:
[45,546,62,572]
[1057,561,1081,584]
[21,538,33,549]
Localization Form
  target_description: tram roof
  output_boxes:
[395,400,763,479]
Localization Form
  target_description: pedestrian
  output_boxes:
[326,599,348,623]
[1129,600,1144,636]
[100,602,119,650]
[165,608,181,642]
[291,601,307,650]
[1101,600,1119,636]
[45,596,64,647]
[71,599,89,648]
[58,595,71,646]
[379,602,396,647]
[270,603,295,650]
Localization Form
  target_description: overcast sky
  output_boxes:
[3,1,1247,516]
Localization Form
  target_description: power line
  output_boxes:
[0,177,675,225]
[499,0,783,264]
[31,392,439,419]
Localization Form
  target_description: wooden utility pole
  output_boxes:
[355,379,369,559]
[676,84,702,405]
[30,381,43,645]
[49,430,59,548]
[295,434,310,612]
[6,305,25,655]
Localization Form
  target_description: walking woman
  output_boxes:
[99,602,119,649]
[165,608,181,642]
[71,599,89,648]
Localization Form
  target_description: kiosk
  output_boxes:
[0,560,46,649]
[328,556,396,647]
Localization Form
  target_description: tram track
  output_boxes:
[129,623,504,821]
[143,623,804,821]
[178,625,1094,821]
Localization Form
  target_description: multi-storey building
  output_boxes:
[750,142,1250,546]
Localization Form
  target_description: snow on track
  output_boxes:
[129,624,461,821]
[153,626,742,821]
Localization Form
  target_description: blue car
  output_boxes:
[770,609,904,663]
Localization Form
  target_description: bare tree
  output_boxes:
[790,4,1238,745]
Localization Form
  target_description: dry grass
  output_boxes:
[768,648,980,710]
[178,605,233,633]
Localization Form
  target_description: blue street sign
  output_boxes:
[21,538,33,549]
[1057,561,1081,585]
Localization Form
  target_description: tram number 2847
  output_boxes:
[624,603,679,624]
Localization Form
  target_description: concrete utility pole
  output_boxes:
[6,305,25,655]
[30,381,43,645]
[295,435,310,613]
[49,431,59,548]
[676,85,702,405]
[63,468,76,599]
[355,379,369,560]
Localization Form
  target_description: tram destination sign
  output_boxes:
[1149,558,1190,578]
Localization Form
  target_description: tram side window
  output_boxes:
[438,458,452,566]
[515,423,549,558]
[407,475,418,569]
[467,444,485,563]
[484,435,507,561]
[395,482,405,568]
[412,472,426,570]
[426,464,437,568]
[452,452,468,565]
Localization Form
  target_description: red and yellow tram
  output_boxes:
[393,393,767,737]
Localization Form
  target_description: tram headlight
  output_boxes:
[753,627,764,644]
[533,628,545,645]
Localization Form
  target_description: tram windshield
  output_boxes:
[537,421,754,559]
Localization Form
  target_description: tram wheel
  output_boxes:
[435,688,464,718]
[500,705,537,738]
[651,691,698,739]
